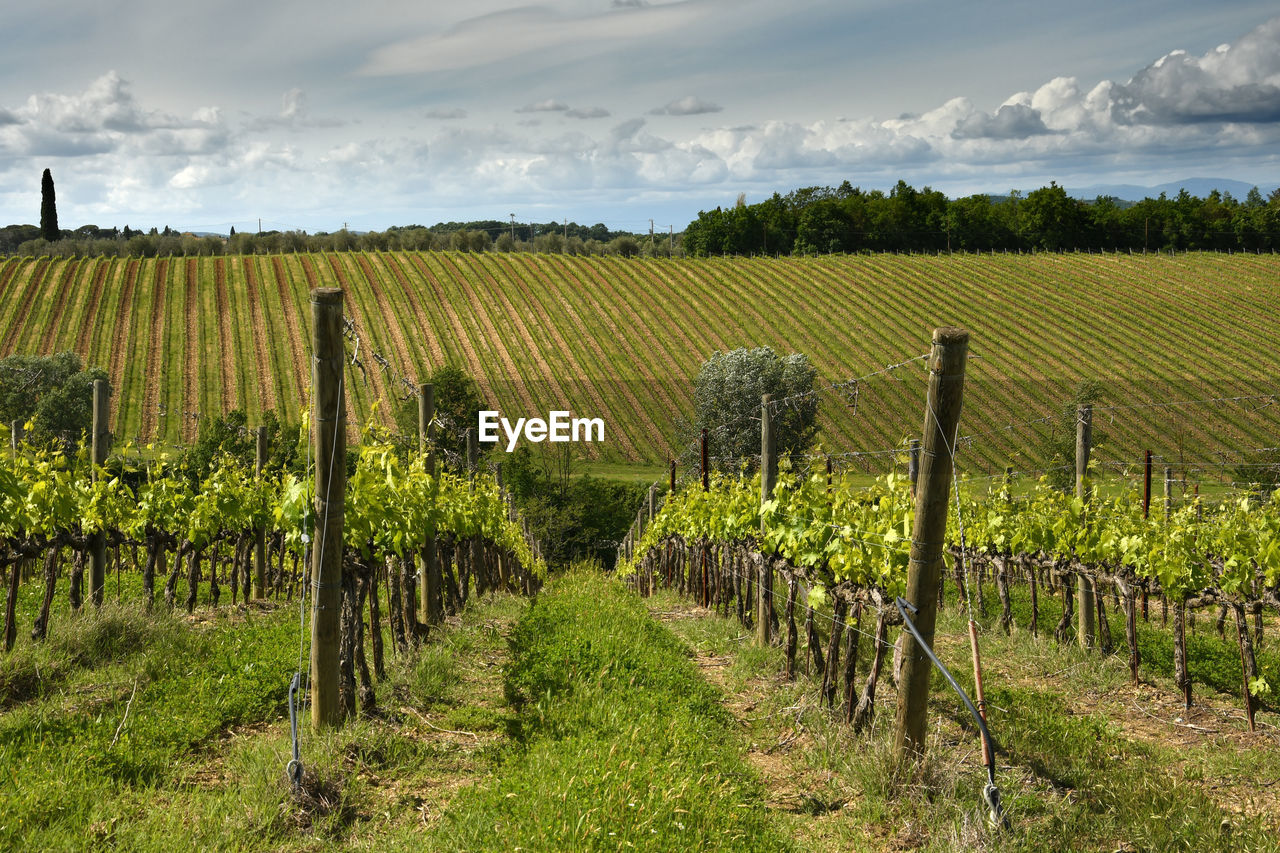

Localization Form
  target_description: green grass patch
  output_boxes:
[430,568,793,851]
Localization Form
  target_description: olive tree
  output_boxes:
[681,347,819,473]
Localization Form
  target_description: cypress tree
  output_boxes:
[40,169,59,242]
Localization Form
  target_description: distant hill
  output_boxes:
[1065,178,1279,202]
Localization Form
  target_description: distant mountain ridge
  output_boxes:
[1064,178,1279,202]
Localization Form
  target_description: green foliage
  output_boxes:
[1040,379,1108,491]
[181,409,303,483]
[0,352,105,450]
[39,168,59,242]
[684,347,818,472]
[502,445,646,567]
[394,364,485,465]
[684,178,1280,256]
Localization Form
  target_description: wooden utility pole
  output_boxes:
[253,425,268,599]
[310,287,346,731]
[1076,405,1095,648]
[419,383,438,623]
[893,327,969,764]
[89,378,110,607]
[758,394,777,646]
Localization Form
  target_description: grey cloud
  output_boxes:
[566,106,611,119]
[1110,17,1280,125]
[245,88,346,131]
[516,99,569,113]
[952,103,1052,139]
[0,72,230,158]
[425,108,468,119]
[649,96,722,116]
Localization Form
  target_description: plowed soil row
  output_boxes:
[182,259,200,441]
[242,258,277,414]
[434,253,564,448]
[74,260,111,358]
[214,259,238,412]
[140,260,168,441]
[0,259,49,355]
[269,257,307,412]
[378,253,445,367]
[325,254,392,427]
[300,256,358,436]
[105,260,139,418]
[35,260,79,353]
[354,253,418,385]
[403,253,499,415]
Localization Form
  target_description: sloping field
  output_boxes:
[0,251,1275,470]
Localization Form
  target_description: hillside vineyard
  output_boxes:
[0,251,1274,469]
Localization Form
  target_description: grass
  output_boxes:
[0,566,791,850]
[645,576,1280,852]
[427,568,793,851]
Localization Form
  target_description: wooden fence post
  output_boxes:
[310,287,346,731]
[758,394,777,647]
[700,428,709,607]
[1076,405,1095,649]
[894,327,969,764]
[468,427,485,596]
[253,425,268,599]
[419,383,439,625]
[9,419,19,452]
[908,438,920,498]
[89,378,110,607]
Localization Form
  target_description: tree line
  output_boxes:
[0,219,666,259]
[682,180,1280,256]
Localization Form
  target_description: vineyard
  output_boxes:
[0,251,1276,470]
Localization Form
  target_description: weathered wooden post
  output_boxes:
[253,425,268,599]
[418,383,439,624]
[1164,466,1172,521]
[89,378,110,607]
[310,287,346,731]
[908,438,921,498]
[894,327,969,764]
[468,427,484,596]
[700,428,710,607]
[758,394,777,647]
[1076,405,1095,649]
[9,419,19,452]
[1143,449,1152,519]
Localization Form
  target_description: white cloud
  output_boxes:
[516,99,569,113]
[0,71,228,157]
[1110,17,1280,124]
[566,106,611,119]
[244,87,346,132]
[359,3,703,76]
[650,96,723,116]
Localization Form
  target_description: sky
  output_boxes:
[1,0,1279,234]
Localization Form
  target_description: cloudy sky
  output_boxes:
[2,0,1279,233]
